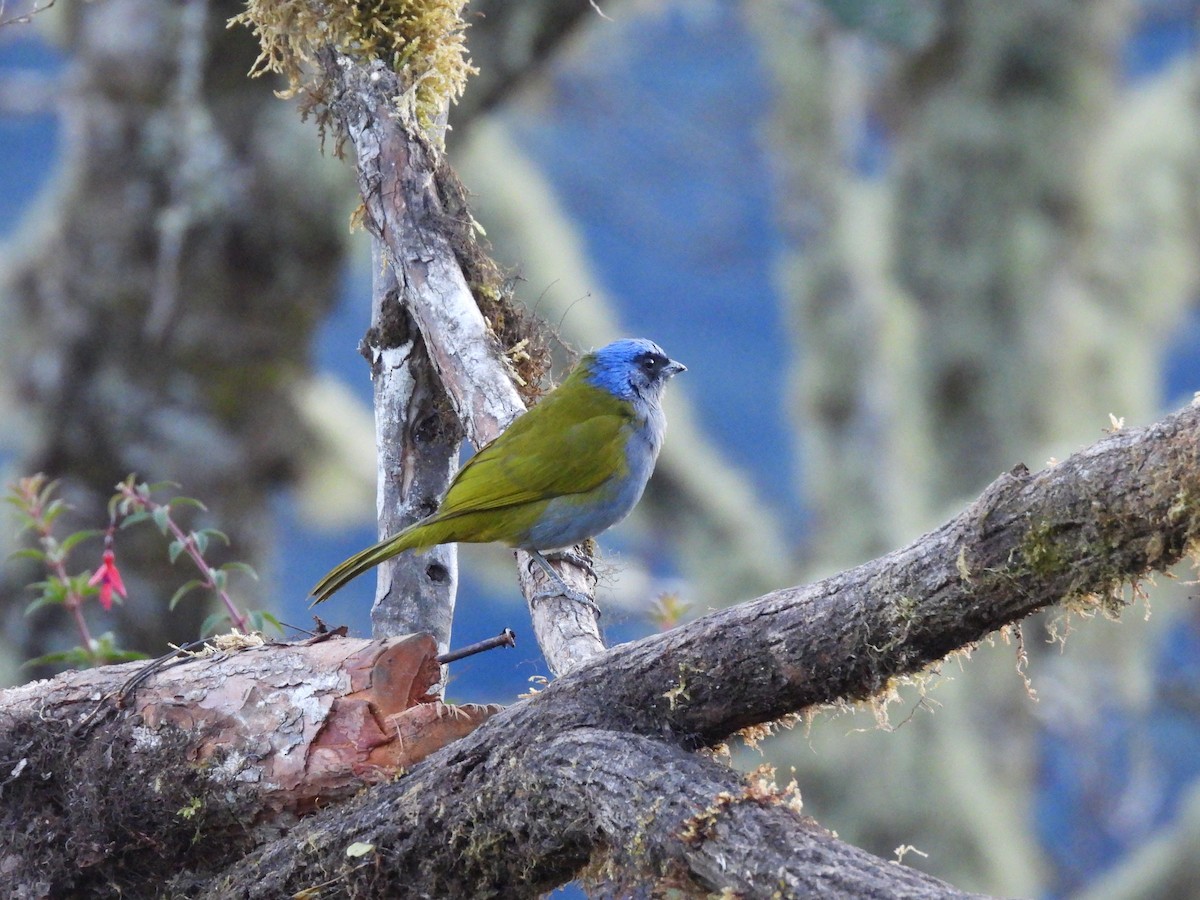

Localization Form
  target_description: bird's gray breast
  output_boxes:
[523,406,665,551]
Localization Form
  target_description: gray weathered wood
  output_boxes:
[321,50,606,673]
[365,238,462,652]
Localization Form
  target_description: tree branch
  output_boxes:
[192,399,1200,895]
[203,728,976,899]
[0,632,500,896]
[321,51,606,673]
[7,359,1196,896]
[364,238,463,650]
[548,402,1200,747]
[325,53,523,446]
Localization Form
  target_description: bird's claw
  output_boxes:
[526,550,602,618]
[541,548,597,581]
[529,584,602,619]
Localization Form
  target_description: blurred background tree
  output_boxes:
[3,0,1200,896]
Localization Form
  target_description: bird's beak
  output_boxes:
[665,359,687,377]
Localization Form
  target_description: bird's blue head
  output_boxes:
[584,339,686,404]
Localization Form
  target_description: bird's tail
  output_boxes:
[309,524,427,606]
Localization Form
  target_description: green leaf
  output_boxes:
[345,842,374,858]
[169,496,207,513]
[23,647,94,670]
[191,531,208,555]
[25,592,64,615]
[199,611,230,637]
[152,506,171,535]
[27,576,67,605]
[91,632,149,663]
[146,480,182,493]
[257,610,284,634]
[169,579,205,611]
[42,498,66,526]
[168,539,186,565]
[60,529,104,554]
[197,528,229,547]
[11,512,38,536]
[220,561,259,581]
[36,478,61,507]
[119,510,152,529]
[7,547,46,563]
[69,573,96,596]
[211,569,228,592]
[248,609,264,631]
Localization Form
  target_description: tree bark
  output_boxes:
[364,239,463,651]
[203,728,980,899]
[0,631,499,898]
[319,50,606,675]
[3,398,1197,896]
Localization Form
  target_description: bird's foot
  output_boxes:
[527,550,601,618]
[529,583,602,618]
[540,547,597,581]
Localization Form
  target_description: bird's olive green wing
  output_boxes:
[434,380,635,519]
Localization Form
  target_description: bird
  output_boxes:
[309,338,686,606]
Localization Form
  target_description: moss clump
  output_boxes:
[230,0,477,130]
[1167,486,1200,533]
[431,158,555,401]
[1018,519,1068,576]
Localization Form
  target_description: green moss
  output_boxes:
[1168,486,1200,531]
[1018,519,1068,576]
[230,0,477,131]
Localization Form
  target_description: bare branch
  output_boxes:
[323,53,523,447]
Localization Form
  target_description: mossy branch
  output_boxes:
[198,399,1200,895]
[230,0,476,130]
[5,399,1200,895]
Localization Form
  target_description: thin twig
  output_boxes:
[437,628,516,664]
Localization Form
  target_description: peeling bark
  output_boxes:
[0,633,497,814]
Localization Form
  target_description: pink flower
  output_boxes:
[88,549,127,611]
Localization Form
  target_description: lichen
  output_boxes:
[229,0,477,131]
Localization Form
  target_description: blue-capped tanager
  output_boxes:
[309,338,686,605]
